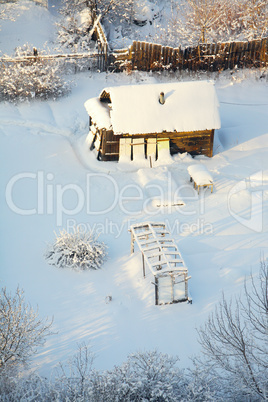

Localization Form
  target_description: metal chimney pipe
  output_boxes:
[159,92,165,105]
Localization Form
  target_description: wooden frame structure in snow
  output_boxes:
[188,164,214,194]
[130,222,191,305]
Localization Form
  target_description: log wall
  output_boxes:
[97,130,214,161]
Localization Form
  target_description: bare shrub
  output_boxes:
[45,227,108,271]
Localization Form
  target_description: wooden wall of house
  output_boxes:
[100,129,120,161]
[165,130,214,157]
[97,129,214,161]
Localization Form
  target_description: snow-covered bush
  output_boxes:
[0,365,55,402]
[90,350,187,401]
[45,227,108,271]
[0,344,252,400]
[0,44,71,103]
[0,370,52,402]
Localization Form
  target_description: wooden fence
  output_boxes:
[112,38,268,72]
[0,18,109,72]
[0,52,104,74]
[1,14,267,74]
[90,14,109,70]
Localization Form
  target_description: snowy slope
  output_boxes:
[0,1,57,55]
[1,1,268,377]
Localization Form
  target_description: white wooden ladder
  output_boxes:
[130,222,191,304]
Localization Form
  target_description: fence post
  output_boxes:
[260,38,266,65]
[157,44,162,70]
[132,41,137,70]
[141,41,146,70]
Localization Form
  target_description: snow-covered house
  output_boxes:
[84,81,221,161]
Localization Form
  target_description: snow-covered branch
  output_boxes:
[0,286,53,369]
[197,260,268,400]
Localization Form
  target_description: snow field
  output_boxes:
[1,0,268,378]
[1,71,268,376]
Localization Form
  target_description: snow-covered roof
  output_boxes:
[84,81,221,135]
[188,164,213,186]
[84,97,112,130]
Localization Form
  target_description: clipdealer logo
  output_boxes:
[227,171,263,233]
[5,171,205,226]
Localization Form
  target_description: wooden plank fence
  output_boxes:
[1,14,267,74]
[112,37,268,72]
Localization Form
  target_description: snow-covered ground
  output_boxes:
[1,1,268,377]
[0,1,57,55]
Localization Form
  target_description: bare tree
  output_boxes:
[239,0,268,40]
[54,343,95,400]
[59,0,134,24]
[0,286,53,369]
[57,0,135,50]
[241,260,268,369]
[60,0,114,20]
[168,0,268,47]
[174,0,229,45]
[197,261,268,400]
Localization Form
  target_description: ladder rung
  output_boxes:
[146,252,165,258]
[136,231,153,238]
[151,259,184,267]
[159,244,177,249]
[162,251,182,256]
[151,262,165,268]
[141,244,161,252]
[139,238,158,246]
[145,250,179,257]
[166,259,185,265]
[154,230,170,235]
